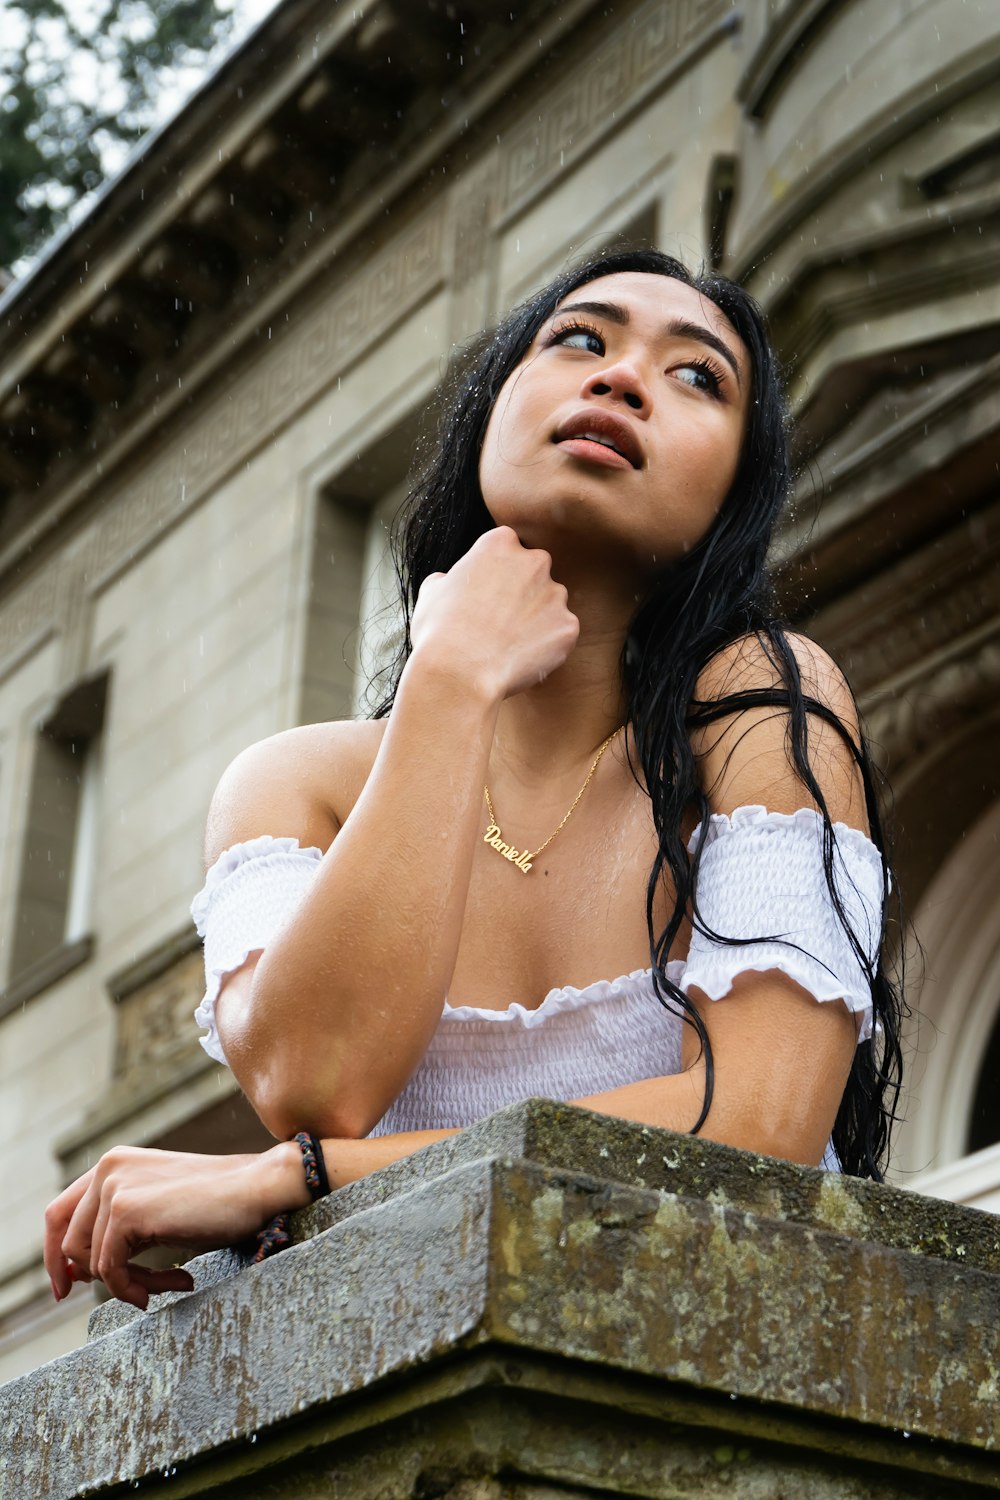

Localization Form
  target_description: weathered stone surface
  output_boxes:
[290,1098,1000,1275]
[0,1162,494,1500]
[2,1110,998,1498]
[87,1099,1000,1343]
[487,1160,1000,1451]
[159,1368,997,1500]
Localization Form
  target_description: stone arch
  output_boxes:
[894,793,1000,1180]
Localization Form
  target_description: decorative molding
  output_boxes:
[795,354,1000,509]
[737,0,845,120]
[910,1141,1000,1215]
[810,504,1000,697]
[446,153,501,346]
[0,204,446,682]
[107,924,201,1003]
[111,945,206,1085]
[894,799,1000,1186]
[0,0,600,576]
[57,942,216,1175]
[852,572,1000,698]
[0,0,736,685]
[862,627,1000,772]
[448,154,499,292]
[496,0,733,224]
[0,935,94,1019]
[768,192,1000,401]
[730,33,1000,283]
[86,204,446,605]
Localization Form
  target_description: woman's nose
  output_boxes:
[581,360,651,415]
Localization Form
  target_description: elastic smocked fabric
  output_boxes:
[190,811,884,1175]
[682,805,883,1043]
[192,836,324,1064]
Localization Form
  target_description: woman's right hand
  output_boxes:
[43,1143,306,1309]
[410,526,579,700]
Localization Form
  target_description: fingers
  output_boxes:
[88,1181,128,1301]
[57,1159,148,1304]
[59,1180,195,1307]
[43,1168,95,1300]
[98,1265,195,1314]
[44,1144,270,1306]
[409,528,577,700]
[127,1265,196,1294]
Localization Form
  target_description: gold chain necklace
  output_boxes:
[483,728,620,874]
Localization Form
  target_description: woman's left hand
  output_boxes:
[43,1143,304,1310]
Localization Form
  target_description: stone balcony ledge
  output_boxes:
[1,1100,998,1498]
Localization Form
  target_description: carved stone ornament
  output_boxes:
[111,941,207,1088]
[863,632,1000,773]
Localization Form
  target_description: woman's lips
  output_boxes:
[552,409,643,468]
[556,437,635,470]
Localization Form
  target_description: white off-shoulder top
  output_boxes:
[191,806,883,1172]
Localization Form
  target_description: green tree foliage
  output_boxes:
[0,0,239,276]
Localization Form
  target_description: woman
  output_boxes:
[44,248,904,1311]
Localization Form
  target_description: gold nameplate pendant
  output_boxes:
[483,823,533,874]
[482,728,620,876]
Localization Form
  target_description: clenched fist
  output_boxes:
[410,527,579,701]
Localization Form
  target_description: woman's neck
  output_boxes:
[490,570,636,785]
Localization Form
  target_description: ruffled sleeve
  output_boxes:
[191,836,324,1064]
[681,805,884,1042]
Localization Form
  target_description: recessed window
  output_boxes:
[8,673,109,990]
[302,408,418,726]
[353,480,408,717]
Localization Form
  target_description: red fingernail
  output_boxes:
[50,1277,60,1301]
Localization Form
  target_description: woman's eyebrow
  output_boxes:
[552,300,742,389]
[554,299,629,326]
[666,317,742,389]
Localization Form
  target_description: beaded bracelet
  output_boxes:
[254,1131,331,1263]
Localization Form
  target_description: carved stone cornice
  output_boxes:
[0,0,738,684]
[771,187,1000,418]
[728,5,1000,282]
[737,0,847,121]
[811,506,1000,701]
[773,350,1000,615]
[0,200,449,678]
[861,624,1000,775]
[494,0,737,225]
[0,0,583,566]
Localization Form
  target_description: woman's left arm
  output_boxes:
[582,631,869,1165]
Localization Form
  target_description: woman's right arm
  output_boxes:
[211,527,578,1141]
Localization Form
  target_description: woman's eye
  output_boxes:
[553,325,605,355]
[673,361,723,397]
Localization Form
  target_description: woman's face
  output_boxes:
[478,271,751,576]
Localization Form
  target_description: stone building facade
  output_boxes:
[0,0,997,1384]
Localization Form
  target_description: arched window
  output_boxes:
[896,797,1000,1211]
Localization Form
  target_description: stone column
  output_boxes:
[1,1099,997,1497]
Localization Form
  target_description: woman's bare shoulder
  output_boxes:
[695,630,857,721]
[204,718,388,868]
[691,631,866,825]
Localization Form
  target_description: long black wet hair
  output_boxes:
[373,247,904,1179]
